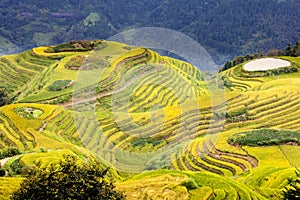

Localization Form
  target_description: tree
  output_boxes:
[282,169,300,200]
[283,44,292,56]
[0,87,9,107]
[291,41,300,57]
[11,155,124,200]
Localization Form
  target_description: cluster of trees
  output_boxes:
[219,52,264,72]
[267,41,300,57]
[11,155,125,200]
[8,153,299,199]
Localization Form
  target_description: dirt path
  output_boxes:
[0,157,12,167]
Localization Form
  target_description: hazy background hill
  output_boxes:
[0,0,299,64]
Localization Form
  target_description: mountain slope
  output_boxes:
[0,0,299,63]
[0,41,300,199]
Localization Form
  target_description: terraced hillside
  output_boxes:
[0,41,300,199]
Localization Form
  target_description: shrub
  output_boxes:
[0,147,21,159]
[180,179,198,190]
[44,40,104,53]
[47,80,73,91]
[228,129,300,147]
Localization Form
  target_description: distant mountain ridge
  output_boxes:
[0,0,299,63]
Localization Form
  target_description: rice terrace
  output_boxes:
[0,39,300,200]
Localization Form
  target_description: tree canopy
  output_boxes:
[11,155,124,200]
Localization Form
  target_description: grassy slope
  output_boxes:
[0,42,300,199]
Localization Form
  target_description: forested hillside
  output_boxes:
[0,0,299,63]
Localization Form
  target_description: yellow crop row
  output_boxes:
[19,149,76,168]
[32,47,80,57]
[0,124,23,149]
[0,177,23,200]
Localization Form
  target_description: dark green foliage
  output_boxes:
[0,147,21,159]
[0,1,299,64]
[45,40,102,53]
[267,42,300,57]
[293,41,300,57]
[10,158,23,175]
[228,129,300,147]
[219,53,264,72]
[221,61,234,72]
[0,87,9,107]
[267,64,298,75]
[11,155,124,200]
[226,107,248,123]
[0,168,6,177]
[220,41,300,72]
[47,80,73,91]
[282,169,300,200]
[237,61,299,78]
[180,179,198,190]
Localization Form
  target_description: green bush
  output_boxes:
[47,80,73,91]
[180,179,199,190]
[0,147,21,159]
[228,129,300,147]
[10,158,23,175]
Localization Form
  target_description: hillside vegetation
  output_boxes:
[0,40,300,199]
[0,0,299,63]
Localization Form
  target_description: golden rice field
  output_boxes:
[0,41,300,199]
